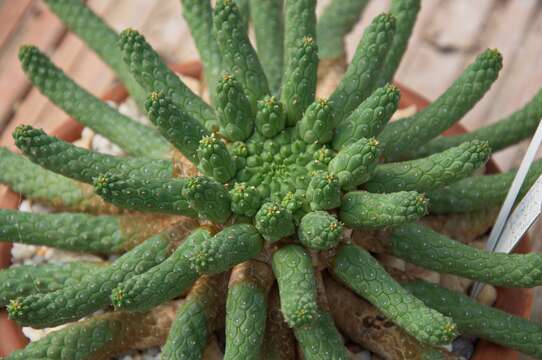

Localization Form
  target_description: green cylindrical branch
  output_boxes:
[230,182,263,217]
[427,158,542,214]
[182,224,263,275]
[179,0,223,103]
[234,0,250,31]
[294,310,349,360]
[250,0,284,94]
[298,211,343,250]
[329,13,396,124]
[412,87,542,158]
[224,261,274,360]
[94,174,196,217]
[365,140,491,193]
[13,125,173,184]
[213,0,270,113]
[298,98,336,144]
[281,36,318,126]
[0,147,113,214]
[306,171,341,210]
[0,262,100,307]
[162,275,228,360]
[379,48,503,160]
[111,228,208,312]
[118,28,218,131]
[284,0,316,67]
[255,96,286,138]
[403,280,542,359]
[420,207,498,244]
[113,224,262,312]
[43,0,148,111]
[181,176,232,223]
[272,245,319,328]
[115,214,199,252]
[255,202,295,242]
[0,209,125,254]
[328,137,381,190]
[390,223,542,287]
[378,0,421,85]
[6,302,178,360]
[339,191,428,228]
[2,209,189,256]
[216,73,254,141]
[332,84,400,151]
[7,233,172,328]
[316,0,369,60]
[18,45,170,159]
[145,91,210,164]
[325,274,457,360]
[197,134,237,182]
[331,244,457,346]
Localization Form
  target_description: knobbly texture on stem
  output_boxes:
[7,1,542,358]
[224,261,274,360]
[6,301,180,360]
[379,49,502,160]
[325,273,458,360]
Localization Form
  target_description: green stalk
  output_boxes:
[365,140,491,193]
[44,0,148,112]
[379,49,503,160]
[428,159,542,214]
[316,0,369,60]
[13,125,173,184]
[377,0,421,85]
[250,0,284,94]
[179,0,223,103]
[119,29,219,131]
[404,280,542,359]
[391,223,542,287]
[0,147,110,213]
[411,87,542,158]
[332,244,457,345]
[18,45,170,158]
[329,13,396,124]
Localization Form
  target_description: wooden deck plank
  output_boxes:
[0,0,173,149]
[461,0,540,131]
[0,1,66,127]
[0,0,115,149]
[484,5,542,171]
[342,0,390,62]
[0,0,33,49]
[396,0,496,99]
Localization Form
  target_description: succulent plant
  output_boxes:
[2,0,542,359]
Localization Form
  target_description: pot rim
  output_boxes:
[0,61,532,360]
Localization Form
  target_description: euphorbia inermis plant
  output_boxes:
[3,0,542,359]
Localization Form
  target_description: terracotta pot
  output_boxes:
[0,63,533,360]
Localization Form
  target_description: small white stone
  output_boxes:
[11,244,37,264]
[390,105,417,121]
[91,133,124,156]
[117,99,150,125]
[29,202,52,213]
[18,200,32,213]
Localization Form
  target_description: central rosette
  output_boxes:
[233,127,331,201]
